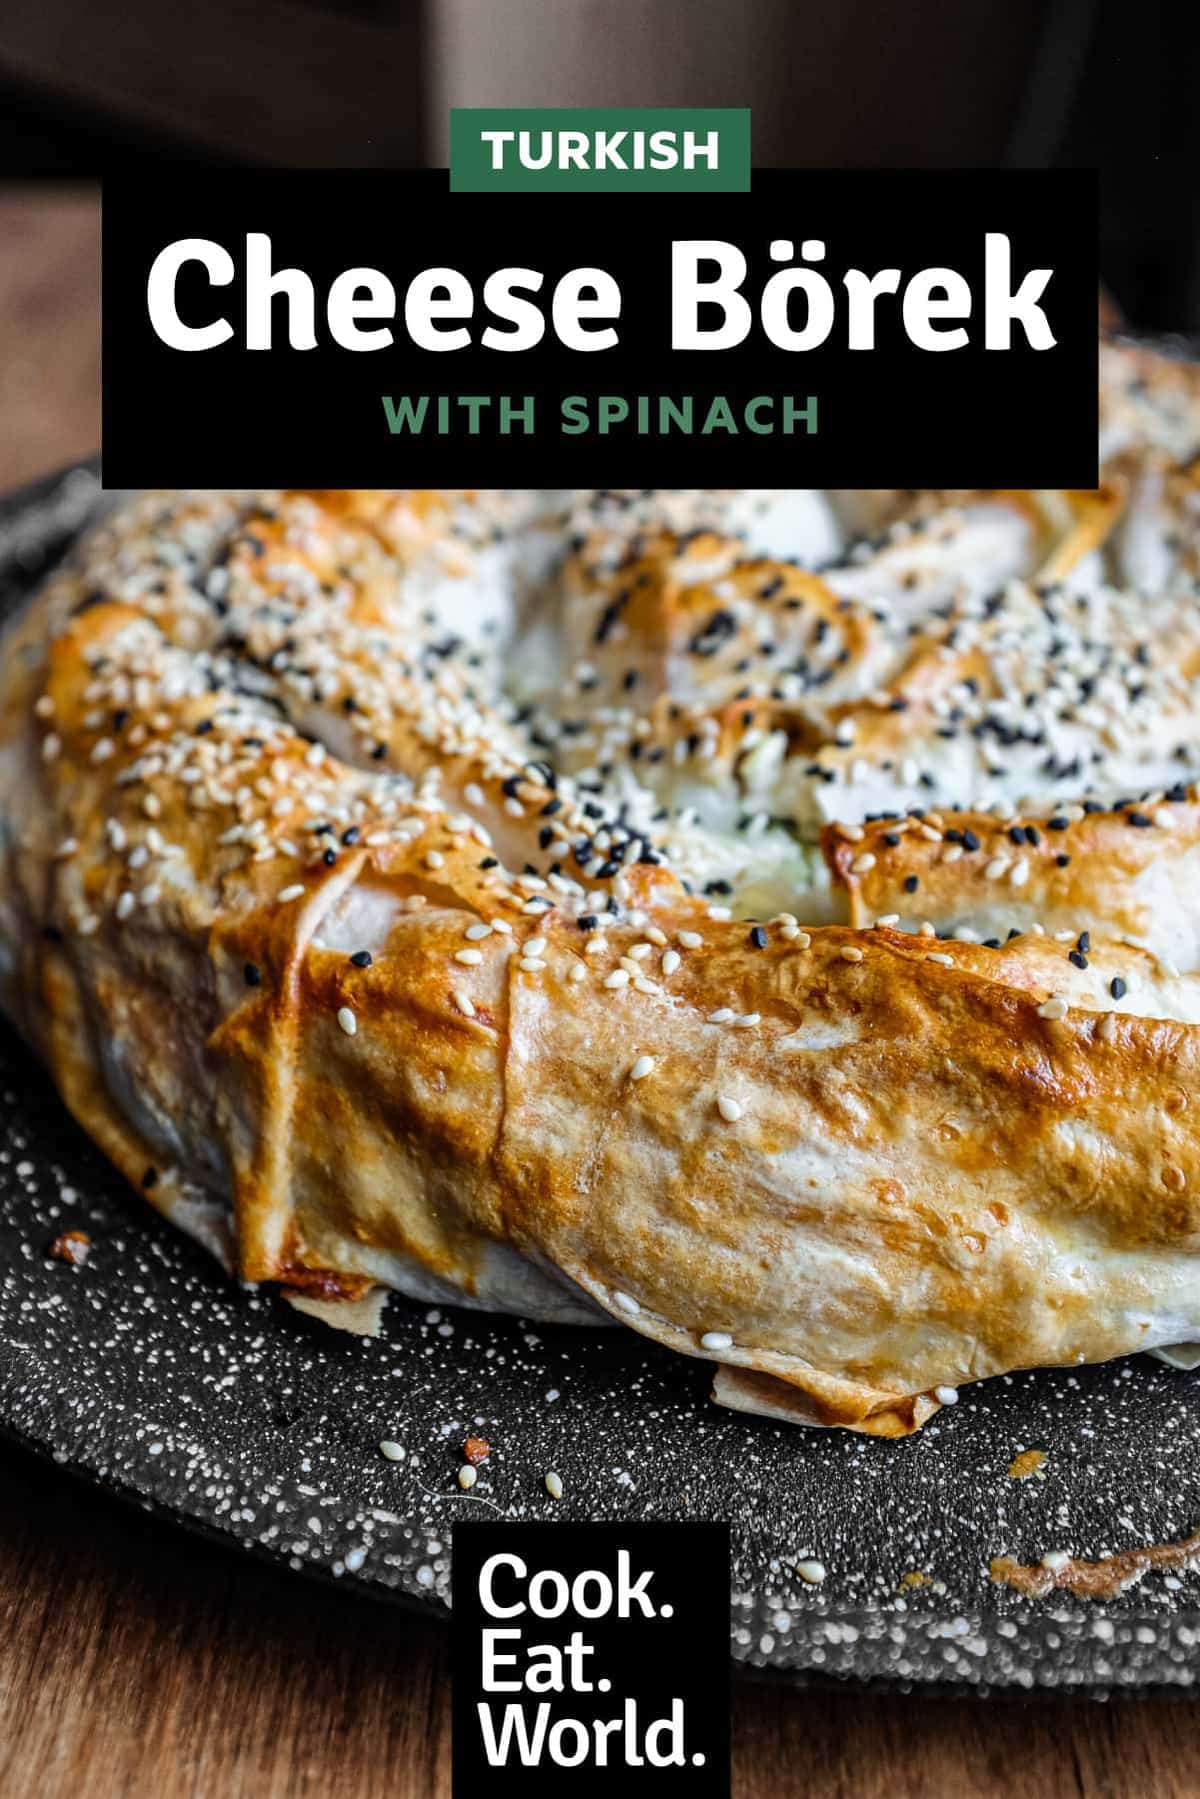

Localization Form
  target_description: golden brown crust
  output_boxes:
[823,791,1200,969]
[3,426,1200,1434]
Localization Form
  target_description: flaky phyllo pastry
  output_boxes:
[2,338,1200,1436]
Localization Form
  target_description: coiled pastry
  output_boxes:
[2,338,1200,1435]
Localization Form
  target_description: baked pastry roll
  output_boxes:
[2,342,1200,1435]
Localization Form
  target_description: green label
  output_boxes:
[449,108,750,193]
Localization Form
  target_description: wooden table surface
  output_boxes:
[2,184,1200,1798]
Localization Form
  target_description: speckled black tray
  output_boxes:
[3,464,1200,1697]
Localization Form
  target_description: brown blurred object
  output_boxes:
[426,0,1042,165]
[0,0,423,168]
[1100,286,1125,334]
[0,185,98,489]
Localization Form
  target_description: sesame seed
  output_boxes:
[925,952,954,967]
[1041,1550,1071,1572]
[115,891,136,921]
[337,1006,358,1036]
[840,945,864,963]
[519,956,546,973]
[452,990,476,1018]
[604,968,630,989]
[1037,995,1069,1020]
[545,1471,563,1500]
[661,949,681,975]
[613,1290,641,1315]
[717,1094,743,1122]
[278,884,305,903]
[701,1330,733,1351]
[458,1465,478,1490]
[934,1385,959,1405]
[795,1560,827,1585]
[525,936,547,956]
[1097,1011,1117,1041]
[678,931,703,949]
[379,1440,404,1462]
[464,922,493,941]
[630,1055,655,1081]
[708,1007,735,1024]
[455,947,483,965]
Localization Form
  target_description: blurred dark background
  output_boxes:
[0,0,1194,492]
[0,0,1194,331]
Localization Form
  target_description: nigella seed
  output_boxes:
[350,950,373,968]
[749,926,767,949]
[244,963,262,987]
[1110,976,1127,999]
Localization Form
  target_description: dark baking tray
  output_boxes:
[3,462,1200,1695]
